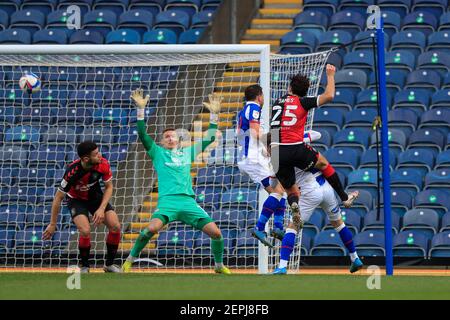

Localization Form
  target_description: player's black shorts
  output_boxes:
[67,197,114,220]
[271,143,319,189]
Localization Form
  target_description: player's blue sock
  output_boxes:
[279,228,297,268]
[256,195,279,231]
[335,223,356,254]
[274,197,286,230]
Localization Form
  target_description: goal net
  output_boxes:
[0,45,330,273]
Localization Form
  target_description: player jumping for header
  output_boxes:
[269,64,359,229]
[121,89,231,274]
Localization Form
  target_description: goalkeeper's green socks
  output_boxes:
[211,237,224,267]
[127,228,154,262]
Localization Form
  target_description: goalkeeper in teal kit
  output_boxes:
[122,89,231,274]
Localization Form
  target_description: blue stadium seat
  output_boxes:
[360,149,397,171]
[157,229,196,255]
[394,230,430,257]
[81,127,119,144]
[329,10,365,37]
[231,168,253,187]
[378,0,411,16]
[32,29,67,44]
[201,0,221,11]
[401,208,440,239]
[194,186,222,207]
[326,51,342,69]
[388,109,418,137]
[0,0,21,15]
[425,169,450,192]
[435,150,450,169]
[0,168,17,187]
[56,107,93,126]
[334,69,367,92]
[316,30,353,55]
[116,127,139,144]
[303,210,325,239]
[70,30,104,44]
[343,108,378,129]
[209,209,244,230]
[0,9,9,30]
[379,10,402,38]
[397,148,435,176]
[234,230,258,256]
[165,0,200,16]
[427,31,450,54]
[0,204,29,229]
[419,108,450,136]
[208,146,237,166]
[92,0,129,16]
[322,209,361,236]
[363,209,401,233]
[0,187,45,205]
[355,89,392,111]
[154,10,190,36]
[193,229,237,255]
[390,169,423,193]
[417,51,450,77]
[10,9,45,33]
[57,0,93,16]
[82,9,117,37]
[0,227,16,253]
[414,189,450,216]
[118,9,153,35]
[4,126,40,147]
[368,69,408,97]
[313,108,343,137]
[430,90,450,110]
[25,205,56,227]
[412,0,447,17]
[0,106,18,125]
[323,148,360,176]
[106,29,140,44]
[408,128,445,154]
[293,11,328,37]
[43,127,78,145]
[0,28,31,44]
[196,166,233,187]
[0,146,28,167]
[405,69,441,92]
[67,89,104,109]
[221,187,258,211]
[310,230,347,256]
[338,0,374,15]
[129,0,164,16]
[92,108,129,127]
[310,129,331,153]
[429,231,450,257]
[441,213,450,232]
[390,31,426,57]
[439,12,450,32]
[52,230,72,250]
[143,29,177,44]
[385,51,416,72]
[345,189,374,215]
[392,89,431,115]
[321,88,354,113]
[343,50,374,74]
[353,30,389,51]
[179,28,203,44]
[28,145,69,169]
[384,188,414,214]
[191,11,214,29]
[303,0,338,16]
[401,11,438,37]
[347,168,378,197]
[17,106,57,126]
[20,0,58,15]
[45,9,77,37]
[279,30,317,55]
[333,128,370,153]
[353,229,386,256]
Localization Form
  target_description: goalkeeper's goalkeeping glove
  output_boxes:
[203,93,223,125]
[130,88,150,120]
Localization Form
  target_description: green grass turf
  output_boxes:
[1,273,450,300]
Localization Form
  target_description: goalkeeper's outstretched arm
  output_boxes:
[131,89,156,153]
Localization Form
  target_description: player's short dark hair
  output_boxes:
[290,74,310,97]
[163,128,176,134]
[244,84,263,101]
[77,141,98,158]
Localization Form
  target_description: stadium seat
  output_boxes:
[353,229,386,256]
[279,30,317,55]
[414,190,450,216]
[333,128,370,152]
[81,127,119,144]
[0,167,17,187]
[0,187,45,205]
[435,150,450,169]
[352,30,388,51]
[193,229,237,255]
[427,31,450,54]
[419,108,450,136]
[58,0,94,15]
[393,230,430,257]
[185,12,209,30]
[384,188,414,214]
[221,187,258,211]
[92,108,129,127]
[417,51,450,77]
[70,30,104,44]
[154,10,190,36]
[179,28,203,44]
[412,0,447,18]
[25,205,62,227]
[405,70,441,92]
[0,106,18,125]
[441,213,450,232]
[360,149,397,171]
[82,9,117,37]
[67,89,104,109]
[196,166,234,187]
[32,29,68,44]
[0,204,29,229]
[92,0,129,16]
[194,186,223,208]
[378,0,411,16]
[117,9,153,36]
[56,107,93,126]
[320,88,354,113]
[303,0,338,16]
[429,231,450,257]
[0,227,16,253]
[310,230,347,256]
[106,29,141,44]
[208,146,237,166]
[430,90,450,110]
[303,210,326,239]
[10,9,45,33]
[329,11,365,37]
[401,208,440,239]
[368,69,408,97]
[355,90,392,111]
[390,31,427,57]
[310,129,331,153]
[0,145,29,168]
[385,51,416,72]
[0,0,21,16]
[0,9,9,30]
[234,230,258,256]
[362,209,401,233]
[408,129,445,155]
[397,148,435,177]
[20,0,58,15]
[390,169,423,194]
[425,169,450,192]
[45,9,76,37]
[401,11,438,37]
[343,50,374,74]
[143,28,177,44]
[316,30,353,55]
[104,144,129,164]
[28,145,69,169]
[0,28,31,44]
[293,11,328,37]
[201,0,221,11]
[379,10,402,38]
[209,209,244,230]
[343,108,378,129]
[392,89,431,115]
[334,69,367,92]
[388,109,418,137]
[165,0,201,16]
[338,0,374,15]
[313,108,344,136]
[128,0,164,16]
[43,127,78,146]
[323,148,360,176]
[4,126,40,147]
[157,229,197,255]
[322,209,361,236]
[347,168,379,198]
[16,106,58,126]
[52,230,73,250]
[345,188,373,215]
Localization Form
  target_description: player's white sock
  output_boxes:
[278,259,288,268]
[349,252,359,263]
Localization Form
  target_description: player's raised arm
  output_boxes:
[131,89,156,154]
[318,64,336,106]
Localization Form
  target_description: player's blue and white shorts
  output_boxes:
[299,182,342,222]
[237,156,276,188]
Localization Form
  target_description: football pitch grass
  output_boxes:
[1,272,450,300]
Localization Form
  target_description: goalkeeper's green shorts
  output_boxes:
[152,195,214,231]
